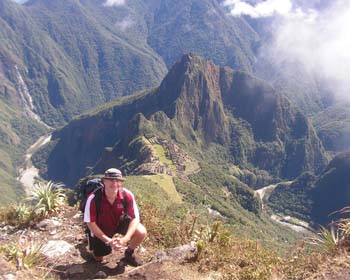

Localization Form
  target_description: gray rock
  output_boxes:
[153,242,197,262]
[73,213,82,219]
[93,270,108,279]
[0,225,14,233]
[36,219,61,230]
[49,229,57,235]
[2,274,16,280]
[66,264,85,276]
[41,240,74,258]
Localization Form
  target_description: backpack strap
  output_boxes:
[120,188,128,212]
[93,185,104,222]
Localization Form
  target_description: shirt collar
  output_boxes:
[117,188,124,200]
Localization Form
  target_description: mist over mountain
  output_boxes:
[225,0,350,153]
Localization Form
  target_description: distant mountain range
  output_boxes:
[33,54,328,187]
[0,0,260,201]
[1,0,349,227]
[1,0,259,126]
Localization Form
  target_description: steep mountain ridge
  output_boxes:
[0,0,167,200]
[268,152,350,225]
[0,0,167,126]
[0,0,49,202]
[147,0,259,71]
[34,54,328,187]
[1,0,260,128]
[312,102,350,152]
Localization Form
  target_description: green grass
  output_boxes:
[0,149,13,173]
[0,168,25,203]
[0,97,47,205]
[123,175,176,211]
[153,144,176,170]
[143,174,182,204]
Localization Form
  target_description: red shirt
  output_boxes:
[84,188,139,237]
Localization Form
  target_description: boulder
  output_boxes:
[153,242,197,262]
[41,240,74,258]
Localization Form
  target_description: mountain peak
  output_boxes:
[39,55,328,185]
[155,53,225,144]
[178,53,213,68]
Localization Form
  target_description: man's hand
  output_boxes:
[110,236,129,251]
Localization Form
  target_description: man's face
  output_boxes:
[104,178,123,193]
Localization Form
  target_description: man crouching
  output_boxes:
[84,168,147,266]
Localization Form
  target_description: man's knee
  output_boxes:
[136,223,147,239]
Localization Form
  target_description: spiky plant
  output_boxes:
[0,241,45,269]
[194,221,222,244]
[308,226,340,252]
[193,221,223,259]
[0,243,21,264]
[12,203,32,221]
[22,242,45,269]
[334,206,350,248]
[334,207,350,238]
[28,181,66,217]
[0,203,34,227]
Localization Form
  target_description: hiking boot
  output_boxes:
[115,260,126,274]
[121,254,143,267]
[93,254,104,262]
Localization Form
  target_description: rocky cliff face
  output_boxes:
[34,54,328,187]
[311,152,350,224]
[268,152,350,225]
[0,0,167,126]
[0,0,260,128]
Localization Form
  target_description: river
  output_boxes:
[17,134,52,194]
[255,182,312,233]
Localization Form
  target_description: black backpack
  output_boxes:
[77,177,127,220]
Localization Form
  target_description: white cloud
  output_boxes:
[225,0,350,99]
[115,17,134,31]
[103,0,126,7]
[223,0,293,18]
[262,0,350,98]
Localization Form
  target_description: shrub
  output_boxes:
[0,240,45,269]
[0,203,35,227]
[139,201,197,250]
[28,181,66,217]
[194,221,281,280]
[308,226,339,253]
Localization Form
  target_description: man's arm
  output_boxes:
[87,222,113,245]
[111,217,140,250]
[122,217,139,243]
